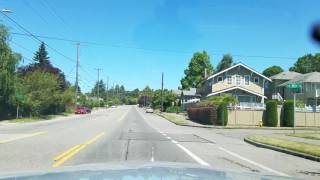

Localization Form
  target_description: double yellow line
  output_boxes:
[53,132,105,167]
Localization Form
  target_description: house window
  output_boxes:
[254,77,259,84]
[217,76,223,82]
[244,75,250,85]
[236,75,241,85]
[227,75,232,84]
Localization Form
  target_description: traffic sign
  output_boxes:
[287,83,302,89]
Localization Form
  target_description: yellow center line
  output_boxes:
[0,131,47,144]
[52,132,105,168]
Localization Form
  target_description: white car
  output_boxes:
[111,105,117,108]
[146,108,154,113]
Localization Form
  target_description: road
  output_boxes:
[0,105,319,179]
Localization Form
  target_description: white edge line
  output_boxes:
[176,143,210,166]
[218,147,290,177]
[136,106,210,167]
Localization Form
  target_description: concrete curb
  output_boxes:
[244,137,320,162]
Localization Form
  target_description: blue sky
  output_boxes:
[0,0,319,92]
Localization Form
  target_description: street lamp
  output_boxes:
[1,9,12,13]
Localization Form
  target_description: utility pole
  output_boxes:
[161,72,164,112]
[106,76,109,107]
[75,42,80,107]
[95,68,102,106]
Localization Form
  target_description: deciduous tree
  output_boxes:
[262,65,284,77]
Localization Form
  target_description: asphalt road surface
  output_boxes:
[0,105,319,179]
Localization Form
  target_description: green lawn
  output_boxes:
[247,135,320,157]
[287,133,320,140]
[157,112,187,125]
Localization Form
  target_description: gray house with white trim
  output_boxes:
[199,63,272,104]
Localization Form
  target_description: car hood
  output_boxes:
[0,162,295,180]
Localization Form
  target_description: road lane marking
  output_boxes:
[54,144,81,161]
[151,146,154,162]
[117,109,130,122]
[52,132,105,168]
[218,146,290,177]
[0,131,47,144]
[136,107,210,166]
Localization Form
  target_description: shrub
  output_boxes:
[282,100,294,127]
[264,100,278,127]
[166,106,181,113]
[187,107,217,125]
[217,103,228,126]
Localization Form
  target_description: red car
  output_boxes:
[75,107,87,114]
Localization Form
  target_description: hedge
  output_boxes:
[187,106,217,125]
[264,100,278,127]
[217,103,228,126]
[282,100,294,127]
[166,106,180,113]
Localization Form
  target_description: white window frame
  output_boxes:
[254,77,259,84]
[236,75,241,85]
[227,75,232,84]
[217,76,223,82]
[244,75,250,85]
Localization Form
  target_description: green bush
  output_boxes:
[264,100,278,127]
[217,103,228,126]
[282,100,294,127]
[166,106,180,113]
[187,107,217,125]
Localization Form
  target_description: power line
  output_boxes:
[0,11,76,63]
[10,32,298,60]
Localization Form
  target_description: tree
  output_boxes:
[152,89,176,110]
[91,80,106,97]
[33,42,50,67]
[181,51,213,89]
[262,66,284,77]
[289,53,320,73]
[20,70,61,115]
[216,54,233,72]
[0,25,21,119]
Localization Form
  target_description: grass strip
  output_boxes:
[247,135,320,157]
[157,112,187,125]
[287,133,320,140]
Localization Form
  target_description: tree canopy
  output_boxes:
[0,25,21,119]
[289,53,320,73]
[180,51,213,89]
[216,54,233,72]
[33,42,50,67]
[262,65,284,77]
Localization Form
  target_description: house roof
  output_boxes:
[270,71,301,80]
[206,63,272,82]
[278,72,320,87]
[206,86,267,99]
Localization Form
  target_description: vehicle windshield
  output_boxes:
[0,0,319,179]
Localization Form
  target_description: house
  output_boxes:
[173,88,201,103]
[199,63,272,104]
[267,71,301,101]
[270,72,320,106]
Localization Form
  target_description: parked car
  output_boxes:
[146,108,154,113]
[83,106,91,113]
[111,105,117,108]
[75,107,86,114]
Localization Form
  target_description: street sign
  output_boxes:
[287,83,302,89]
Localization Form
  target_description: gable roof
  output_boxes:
[270,71,301,80]
[206,86,267,99]
[206,63,272,82]
[278,72,320,87]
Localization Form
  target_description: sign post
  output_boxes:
[286,83,303,134]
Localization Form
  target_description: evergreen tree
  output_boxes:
[33,42,50,67]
